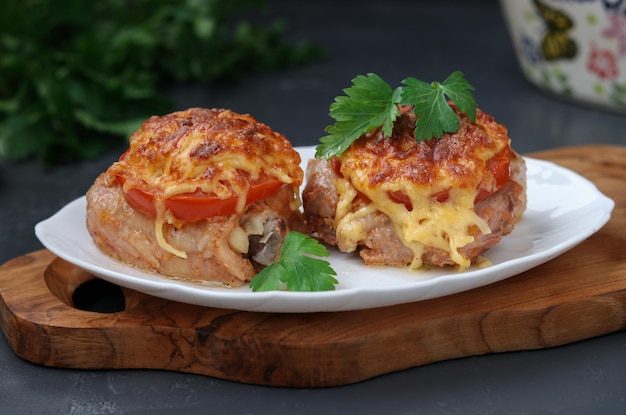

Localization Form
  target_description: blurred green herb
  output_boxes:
[0,0,322,166]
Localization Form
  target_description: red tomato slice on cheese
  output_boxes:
[388,146,511,209]
[475,145,511,203]
[115,174,284,222]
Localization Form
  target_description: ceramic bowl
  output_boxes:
[500,0,626,113]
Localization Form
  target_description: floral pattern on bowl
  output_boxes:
[500,0,626,112]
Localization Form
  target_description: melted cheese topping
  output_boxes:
[109,108,303,257]
[335,106,510,270]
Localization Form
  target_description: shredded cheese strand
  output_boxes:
[154,218,187,258]
[335,173,492,270]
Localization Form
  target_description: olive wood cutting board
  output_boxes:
[1,145,625,388]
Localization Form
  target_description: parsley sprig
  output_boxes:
[315,71,477,159]
[250,231,338,292]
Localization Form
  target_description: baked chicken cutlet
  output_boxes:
[303,104,527,270]
[86,108,303,287]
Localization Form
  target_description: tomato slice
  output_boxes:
[116,174,284,222]
[388,147,511,208]
[489,146,511,188]
[330,156,343,178]
[388,190,413,211]
[388,189,449,211]
[476,146,511,203]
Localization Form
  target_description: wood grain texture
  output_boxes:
[1,145,625,387]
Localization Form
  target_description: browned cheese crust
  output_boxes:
[86,108,304,287]
[110,107,302,208]
[303,105,527,270]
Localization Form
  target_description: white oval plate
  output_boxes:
[35,146,614,313]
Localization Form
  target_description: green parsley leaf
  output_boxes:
[435,71,477,122]
[315,73,401,159]
[250,231,338,292]
[400,71,476,141]
[315,71,477,158]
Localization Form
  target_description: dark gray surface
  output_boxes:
[2,1,626,414]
